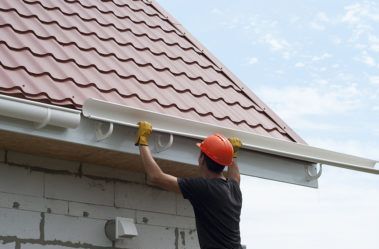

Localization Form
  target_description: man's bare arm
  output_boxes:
[227,137,242,185]
[139,145,181,193]
[227,159,240,184]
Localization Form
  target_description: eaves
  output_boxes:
[0,95,378,189]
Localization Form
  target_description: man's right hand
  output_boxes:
[135,121,152,146]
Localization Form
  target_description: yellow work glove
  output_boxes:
[135,121,152,146]
[228,137,242,158]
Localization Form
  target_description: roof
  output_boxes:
[0,0,305,144]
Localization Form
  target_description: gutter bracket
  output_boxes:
[306,163,322,181]
[34,108,51,129]
[96,122,114,141]
[154,133,173,153]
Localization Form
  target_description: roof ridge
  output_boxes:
[147,0,306,144]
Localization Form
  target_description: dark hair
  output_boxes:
[201,152,225,173]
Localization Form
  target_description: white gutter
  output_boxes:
[83,98,379,174]
[0,94,81,129]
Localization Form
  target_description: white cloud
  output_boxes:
[369,75,379,85]
[341,2,379,54]
[311,52,332,61]
[289,16,301,24]
[247,57,258,64]
[368,34,379,52]
[342,3,365,24]
[255,83,365,133]
[257,84,361,118]
[210,8,223,15]
[331,36,342,45]
[295,62,305,67]
[215,12,296,58]
[315,79,328,85]
[358,51,376,66]
[342,2,379,24]
[310,12,331,30]
[310,21,325,31]
[317,12,330,22]
[225,16,243,29]
[332,63,340,68]
[286,117,344,131]
[362,55,376,66]
[262,33,290,51]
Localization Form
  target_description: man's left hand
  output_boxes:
[228,137,242,158]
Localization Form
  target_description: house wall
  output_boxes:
[0,149,199,249]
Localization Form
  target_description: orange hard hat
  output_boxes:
[196,133,234,166]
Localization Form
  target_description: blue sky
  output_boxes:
[156,0,379,248]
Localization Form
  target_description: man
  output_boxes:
[136,121,243,249]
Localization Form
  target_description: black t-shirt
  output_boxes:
[178,177,242,249]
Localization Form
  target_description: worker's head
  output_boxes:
[196,133,234,173]
[198,152,225,173]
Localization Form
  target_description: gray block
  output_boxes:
[44,213,111,247]
[136,210,195,229]
[82,163,145,183]
[0,192,67,215]
[0,241,16,249]
[45,174,114,206]
[21,244,76,249]
[0,207,41,239]
[69,202,135,220]
[115,182,176,214]
[7,151,79,173]
[0,150,5,163]
[0,163,43,197]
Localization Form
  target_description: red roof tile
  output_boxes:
[0,0,306,143]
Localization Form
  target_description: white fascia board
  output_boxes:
[0,94,81,129]
[83,98,379,175]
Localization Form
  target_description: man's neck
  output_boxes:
[203,171,226,180]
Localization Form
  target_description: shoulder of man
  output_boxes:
[177,177,209,200]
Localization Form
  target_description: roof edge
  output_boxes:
[148,0,307,144]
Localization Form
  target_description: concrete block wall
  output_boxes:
[0,150,198,249]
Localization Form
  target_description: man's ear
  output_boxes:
[198,153,204,166]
